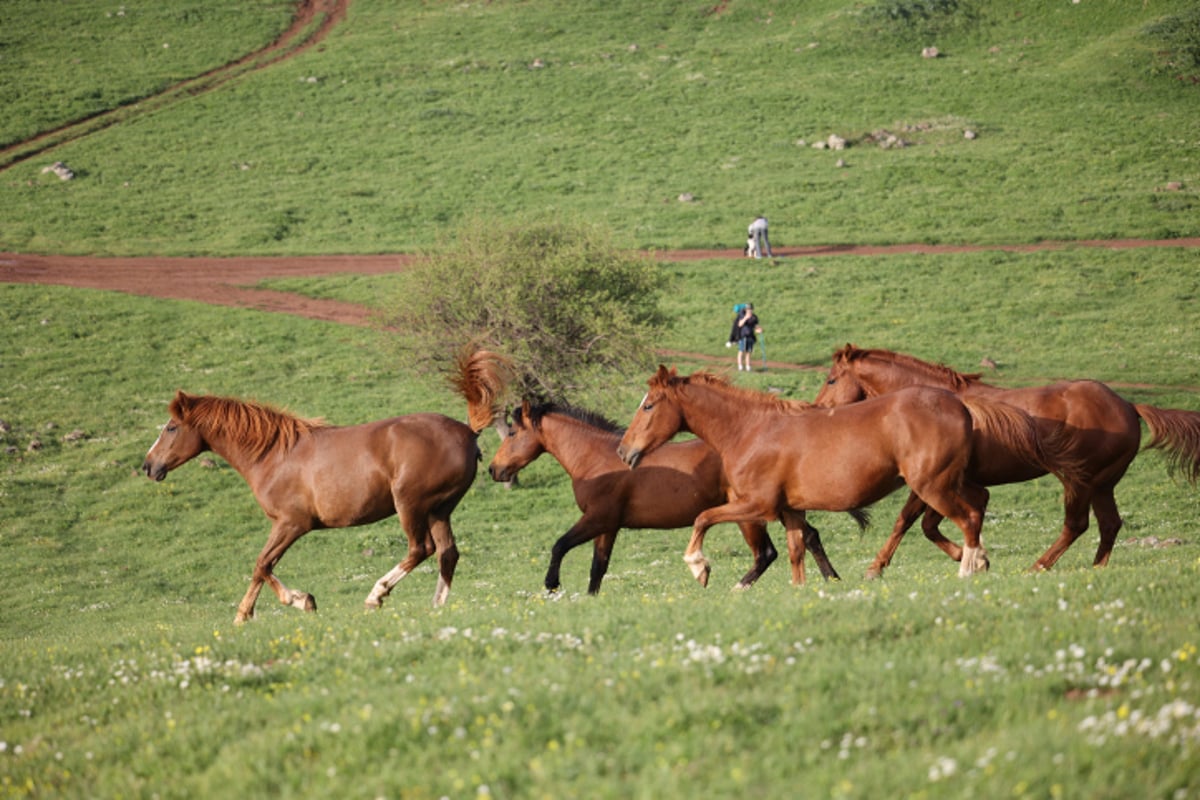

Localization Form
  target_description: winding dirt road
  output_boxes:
[3,238,1198,330]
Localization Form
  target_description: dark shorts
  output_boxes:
[738,338,755,353]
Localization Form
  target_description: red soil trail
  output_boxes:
[0,0,349,171]
[3,237,1198,331]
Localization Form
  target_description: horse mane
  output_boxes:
[515,401,624,434]
[447,348,512,433]
[834,344,984,390]
[170,392,327,461]
[652,370,815,415]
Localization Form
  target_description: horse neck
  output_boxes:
[196,423,279,481]
[674,382,751,455]
[539,414,623,478]
[859,355,987,396]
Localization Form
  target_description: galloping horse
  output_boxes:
[617,368,1049,582]
[142,349,510,623]
[814,344,1200,572]
[486,401,848,593]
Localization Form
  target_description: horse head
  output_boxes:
[142,391,208,481]
[488,401,545,482]
[814,344,871,407]
[617,365,686,468]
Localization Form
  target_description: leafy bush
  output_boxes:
[386,218,667,407]
[860,0,981,42]
[1144,7,1200,80]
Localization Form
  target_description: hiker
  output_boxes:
[727,303,762,371]
[748,216,773,259]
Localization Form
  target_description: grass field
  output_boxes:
[3,1,1200,797]
[1,0,1197,255]
[4,243,1200,798]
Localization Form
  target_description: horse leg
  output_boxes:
[864,492,928,580]
[587,531,619,595]
[236,521,312,624]
[780,510,810,585]
[919,509,964,562]
[429,515,459,608]
[1029,487,1092,572]
[917,483,990,577]
[733,521,778,589]
[802,518,841,582]
[686,501,768,587]
[785,524,806,585]
[1090,490,1123,567]
[365,509,433,610]
[544,519,603,593]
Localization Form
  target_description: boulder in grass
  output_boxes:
[41,161,75,181]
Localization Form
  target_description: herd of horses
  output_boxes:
[141,345,1200,623]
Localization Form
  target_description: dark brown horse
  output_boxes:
[814,344,1200,572]
[142,349,510,623]
[617,368,1052,582]
[485,401,846,593]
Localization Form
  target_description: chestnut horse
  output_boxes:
[815,344,1200,572]
[617,368,1052,582]
[142,349,510,623]
[486,401,850,593]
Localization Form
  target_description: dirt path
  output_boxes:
[3,237,1198,329]
[0,0,349,171]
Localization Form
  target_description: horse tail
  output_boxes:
[960,397,1088,488]
[847,507,871,531]
[448,348,513,434]
[1134,404,1200,484]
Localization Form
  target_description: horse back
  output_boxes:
[259,413,479,528]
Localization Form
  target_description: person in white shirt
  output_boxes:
[747,215,773,259]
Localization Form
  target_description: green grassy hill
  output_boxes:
[1,0,1196,255]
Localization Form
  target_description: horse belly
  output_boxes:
[623,469,721,529]
[783,449,903,511]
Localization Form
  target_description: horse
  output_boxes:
[616,367,1053,582]
[814,344,1200,572]
[485,401,851,593]
[141,348,510,623]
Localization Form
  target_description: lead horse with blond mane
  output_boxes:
[815,344,1200,573]
[142,349,510,623]
[616,367,1053,582]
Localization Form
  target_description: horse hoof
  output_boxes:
[863,569,883,581]
[364,598,383,611]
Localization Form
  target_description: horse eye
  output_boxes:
[826,378,836,385]
[642,402,654,411]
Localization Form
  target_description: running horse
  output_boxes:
[815,345,1200,573]
[141,349,510,623]
[485,401,850,593]
[616,367,1049,581]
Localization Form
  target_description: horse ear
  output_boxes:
[169,390,192,417]
[655,364,671,380]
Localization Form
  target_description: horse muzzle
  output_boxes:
[142,459,167,482]
[487,463,513,482]
[616,445,642,469]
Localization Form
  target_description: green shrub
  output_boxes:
[1144,7,1200,79]
[384,218,667,408]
